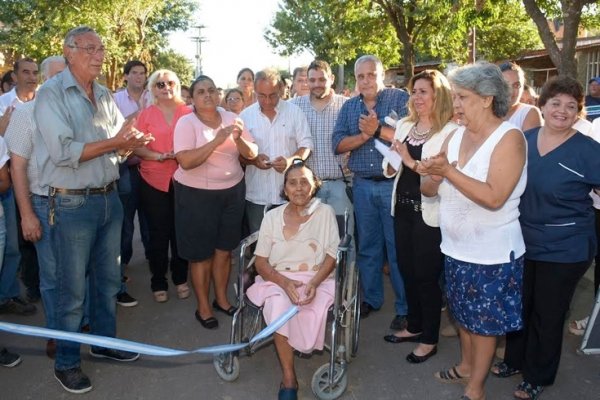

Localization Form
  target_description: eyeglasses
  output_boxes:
[155,81,176,89]
[69,45,106,55]
[227,97,242,103]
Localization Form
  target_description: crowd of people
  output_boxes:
[0,24,599,400]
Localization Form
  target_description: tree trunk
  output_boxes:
[522,0,592,78]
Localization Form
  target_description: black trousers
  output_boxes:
[394,202,443,344]
[140,178,188,292]
[504,259,590,386]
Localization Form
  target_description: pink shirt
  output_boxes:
[173,109,254,190]
[136,103,192,192]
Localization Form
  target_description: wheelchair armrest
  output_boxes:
[240,231,260,249]
[338,234,352,252]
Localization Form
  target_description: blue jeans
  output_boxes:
[0,214,6,273]
[31,194,58,329]
[52,190,123,371]
[0,189,21,302]
[121,165,150,263]
[353,177,407,315]
[317,179,354,237]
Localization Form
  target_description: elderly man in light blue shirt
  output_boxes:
[34,25,152,394]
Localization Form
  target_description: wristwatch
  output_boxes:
[373,124,382,139]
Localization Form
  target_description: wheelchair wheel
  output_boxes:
[311,363,348,400]
[343,261,360,361]
[213,353,240,382]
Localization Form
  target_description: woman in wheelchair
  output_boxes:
[246,162,340,400]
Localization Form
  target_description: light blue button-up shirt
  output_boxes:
[34,67,124,189]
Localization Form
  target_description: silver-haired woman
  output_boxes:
[419,62,527,400]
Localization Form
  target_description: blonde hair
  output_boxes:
[146,69,182,104]
[405,70,453,133]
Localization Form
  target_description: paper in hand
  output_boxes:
[374,139,402,171]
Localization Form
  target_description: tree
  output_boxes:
[267,0,542,85]
[522,0,598,77]
[0,0,196,90]
[152,49,194,86]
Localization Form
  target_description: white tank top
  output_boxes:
[439,122,526,264]
[508,103,536,130]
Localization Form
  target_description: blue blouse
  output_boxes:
[520,128,600,263]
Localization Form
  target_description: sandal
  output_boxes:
[490,361,521,378]
[278,383,298,400]
[568,316,589,336]
[514,381,544,400]
[153,290,168,303]
[176,284,190,299]
[434,365,470,384]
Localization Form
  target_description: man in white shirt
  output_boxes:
[5,55,66,357]
[0,57,39,318]
[240,68,313,233]
[0,58,38,134]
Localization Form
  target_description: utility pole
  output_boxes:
[190,25,206,78]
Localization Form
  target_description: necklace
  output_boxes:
[407,122,432,146]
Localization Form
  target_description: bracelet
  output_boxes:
[412,160,420,172]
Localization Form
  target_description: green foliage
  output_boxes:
[0,0,196,90]
[265,0,400,68]
[267,0,543,82]
[152,49,194,86]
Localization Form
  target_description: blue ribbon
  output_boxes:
[0,305,298,357]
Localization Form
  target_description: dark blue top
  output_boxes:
[520,127,600,262]
[332,88,408,178]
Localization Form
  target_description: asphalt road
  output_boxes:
[0,237,598,400]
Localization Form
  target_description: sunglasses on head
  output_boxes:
[155,81,176,89]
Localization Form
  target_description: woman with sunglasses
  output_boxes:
[499,62,542,133]
[224,88,244,115]
[173,75,257,329]
[134,69,192,303]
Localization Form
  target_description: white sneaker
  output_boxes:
[568,316,589,336]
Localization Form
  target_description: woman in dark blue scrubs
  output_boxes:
[497,77,600,400]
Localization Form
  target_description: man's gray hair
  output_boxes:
[448,62,510,118]
[40,56,65,81]
[255,68,281,88]
[64,26,96,48]
[354,55,383,75]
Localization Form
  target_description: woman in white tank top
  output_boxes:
[499,61,542,132]
[418,63,527,400]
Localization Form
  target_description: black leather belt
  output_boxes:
[362,176,392,182]
[49,181,116,196]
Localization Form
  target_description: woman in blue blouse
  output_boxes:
[494,77,600,400]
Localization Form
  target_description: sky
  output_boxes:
[168,0,313,88]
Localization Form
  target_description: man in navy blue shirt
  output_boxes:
[332,55,409,329]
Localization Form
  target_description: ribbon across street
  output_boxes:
[0,305,299,357]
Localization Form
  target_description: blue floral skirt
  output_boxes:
[445,254,523,335]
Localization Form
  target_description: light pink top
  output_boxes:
[135,103,192,192]
[173,109,254,190]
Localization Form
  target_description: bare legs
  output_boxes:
[454,326,495,400]
[274,333,297,389]
[189,248,233,319]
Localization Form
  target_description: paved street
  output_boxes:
[0,237,598,399]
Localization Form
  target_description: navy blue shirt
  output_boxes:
[332,88,409,178]
[520,128,600,262]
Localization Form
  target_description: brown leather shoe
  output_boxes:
[46,339,56,359]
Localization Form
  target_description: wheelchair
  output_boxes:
[213,211,361,399]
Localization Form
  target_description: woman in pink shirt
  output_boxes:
[134,69,192,303]
[173,75,257,329]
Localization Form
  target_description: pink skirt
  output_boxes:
[246,271,335,353]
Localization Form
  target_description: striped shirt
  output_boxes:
[240,99,313,205]
[585,95,600,122]
[332,88,409,178]
[290,94,348,180]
